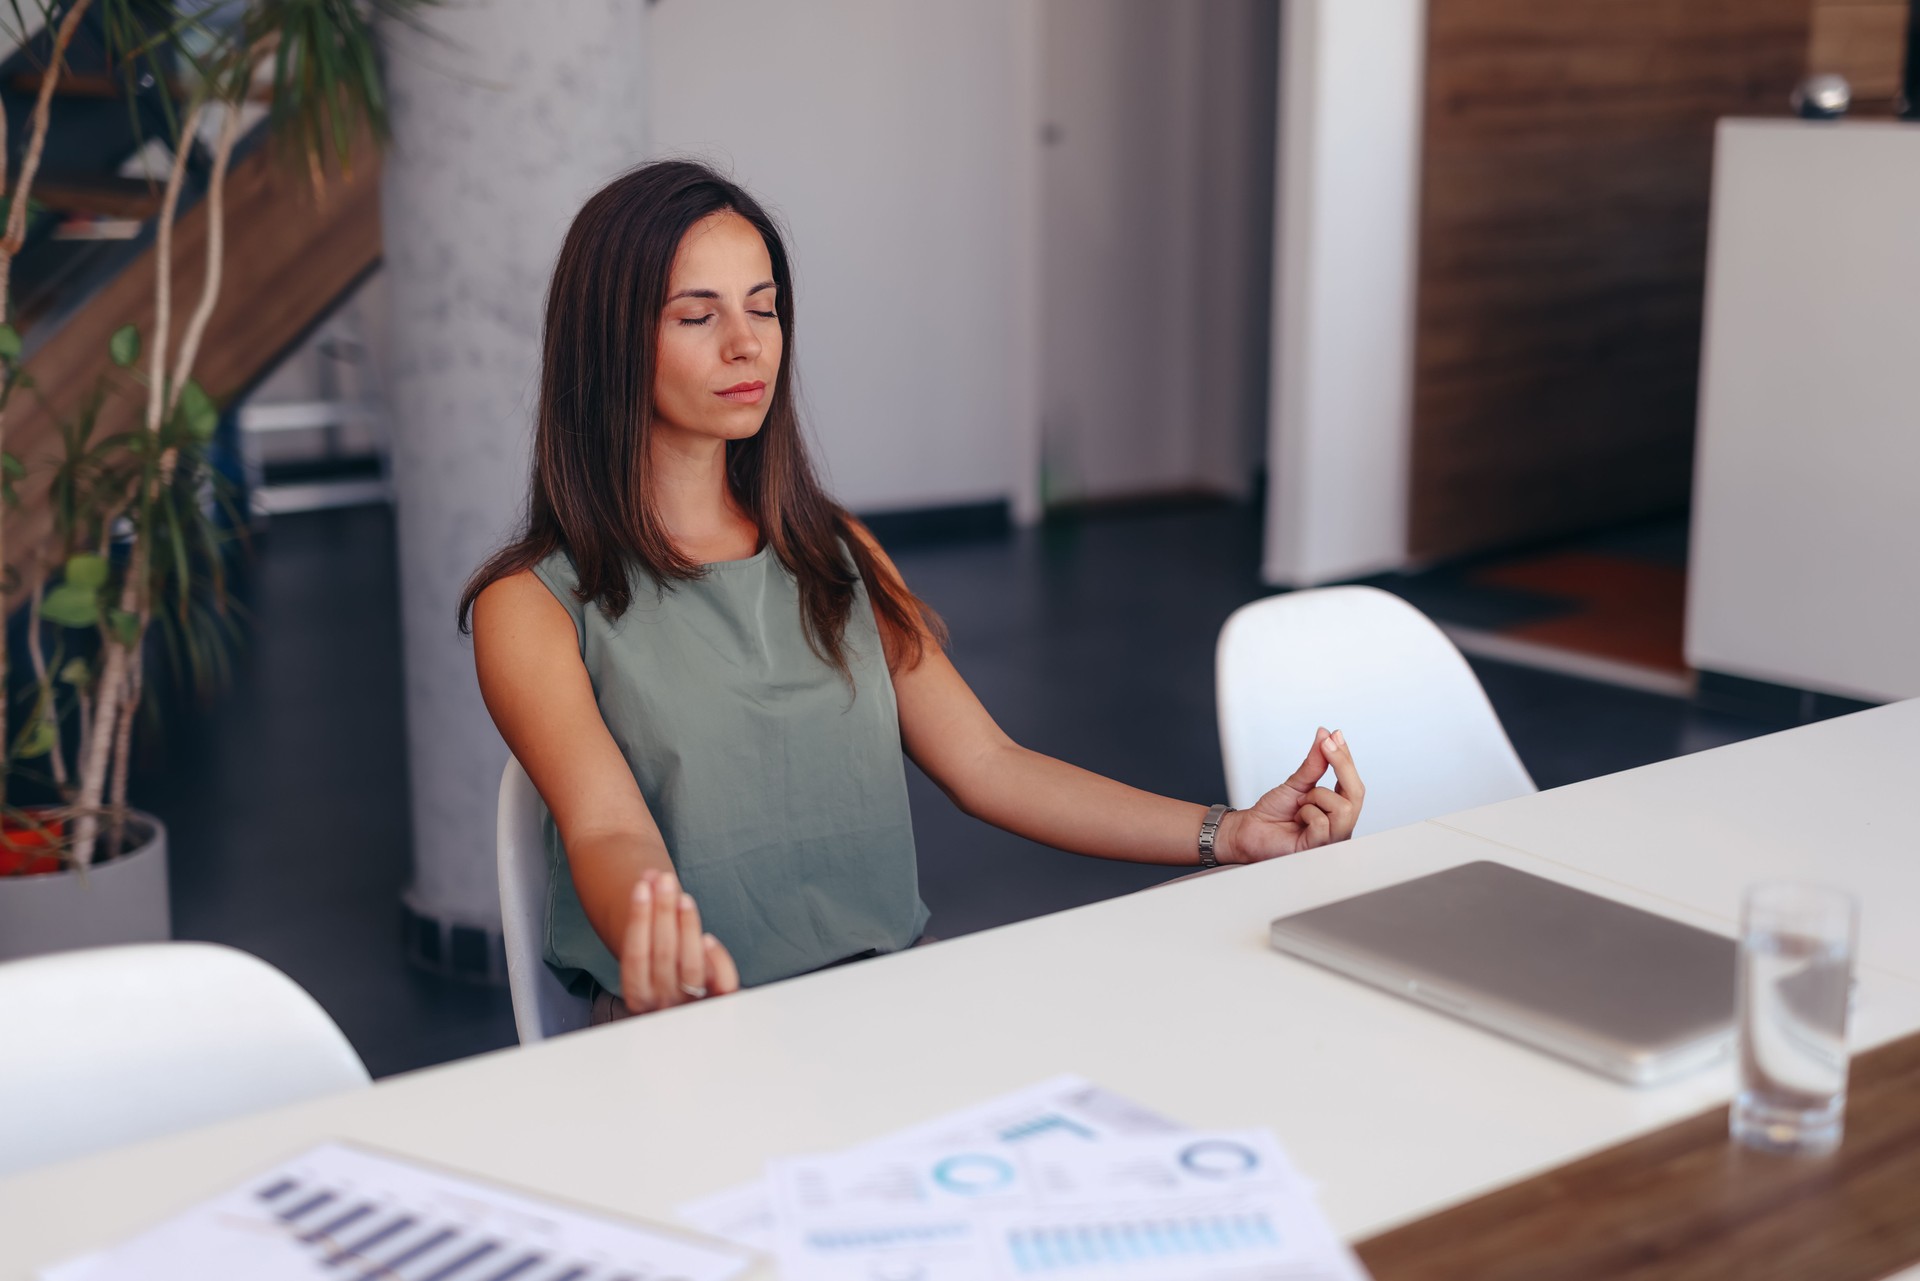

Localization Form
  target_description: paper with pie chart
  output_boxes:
[767,1128,1368,1281]
[676,1074,1185,1251]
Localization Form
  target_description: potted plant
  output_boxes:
[0,0,421,959]
[0,331,235,956]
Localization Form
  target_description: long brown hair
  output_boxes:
[457,160,943,678]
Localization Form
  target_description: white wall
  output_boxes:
[1686,120,1920,702]
[1038,0,1278,504]
[645,0,1037,518]
[1263,0,1426,586]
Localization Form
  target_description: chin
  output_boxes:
[717,416,767,442]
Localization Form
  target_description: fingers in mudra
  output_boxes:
[1302,786,1359,841]
[1324,728,1364,819]
[1298,802,1331,848]
[620,873,658,1012]
[620,868,741,1014]
[1238,728,1366,860]
[622,868,694,1013]
[704,931,741,997]
[1288,729,1364,843]
[675,883,707,997]
[652,870,686,1004]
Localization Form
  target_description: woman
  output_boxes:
[463,161,1364,1022]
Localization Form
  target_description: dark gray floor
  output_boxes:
[130,502,1815,1078]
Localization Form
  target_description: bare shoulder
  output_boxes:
[473,567,576,652]
[475,566,558,614]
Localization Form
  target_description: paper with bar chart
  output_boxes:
[38,1141,758,1281]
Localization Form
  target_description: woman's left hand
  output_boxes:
[1220,727,1364,863]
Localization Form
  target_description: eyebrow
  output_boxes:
[666,280,777,303]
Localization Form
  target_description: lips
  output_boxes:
[716,380,766,405]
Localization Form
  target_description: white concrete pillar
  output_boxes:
[379,1,647,976]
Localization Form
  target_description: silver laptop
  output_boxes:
[1268,861,1735,1085]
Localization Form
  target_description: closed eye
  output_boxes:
[676,310,778,327]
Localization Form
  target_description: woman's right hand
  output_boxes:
[618,867,741,1014]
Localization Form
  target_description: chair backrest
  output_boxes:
[1216,586,1535,835]
[497,757,594,1042]
[0,942,370,1178]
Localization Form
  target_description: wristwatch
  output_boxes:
[1197,803,1235,868]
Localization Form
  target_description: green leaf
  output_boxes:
[176,378,218,441]
[64,552,109,590]
[108,608,143,649]
[109,324,140,368]
[58,658,90,687]
[12,717,56,760]
[40,583,101,628]
[0,451,22,478]
[0,324,20,363]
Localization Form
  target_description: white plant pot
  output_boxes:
[0,813,170,962]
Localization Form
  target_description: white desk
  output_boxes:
[1434,699,1920,982]
[5,703,1919,1279]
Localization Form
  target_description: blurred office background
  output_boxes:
[3,0,1913,1075]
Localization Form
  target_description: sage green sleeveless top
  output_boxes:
[529,543,928,994]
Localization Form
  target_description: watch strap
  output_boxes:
[1197,803,1234,868]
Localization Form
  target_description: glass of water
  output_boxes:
[1731,881,1857,1156]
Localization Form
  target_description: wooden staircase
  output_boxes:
[3,12,382,608]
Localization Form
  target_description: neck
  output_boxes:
[647,426,750,551]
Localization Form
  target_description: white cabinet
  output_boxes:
[1687,119,1920,702]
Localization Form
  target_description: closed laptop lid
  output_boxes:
[1269,861,1736,1080]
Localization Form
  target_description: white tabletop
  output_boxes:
[5,702,1919,1279]
[1433,698,1920,981]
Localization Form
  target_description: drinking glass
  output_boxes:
[1730,881,1857,1156]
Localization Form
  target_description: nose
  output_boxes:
[720,306,762,364]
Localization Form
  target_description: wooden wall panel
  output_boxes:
[1810,0,1909,108]
[1407,1,1810,562]
[4,144,381,606]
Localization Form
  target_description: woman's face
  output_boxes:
[652,210,784,448]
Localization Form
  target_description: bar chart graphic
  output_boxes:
[1003,1212,1283,1273]
[52,1143,756,1281]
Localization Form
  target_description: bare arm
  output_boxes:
[851,526,1364,865]
[472,569,736,1010]
[892,644,1216,864]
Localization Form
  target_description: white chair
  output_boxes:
[1216,586,1535,835]
[498,757,593,1042]
[0,942,370,1178]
